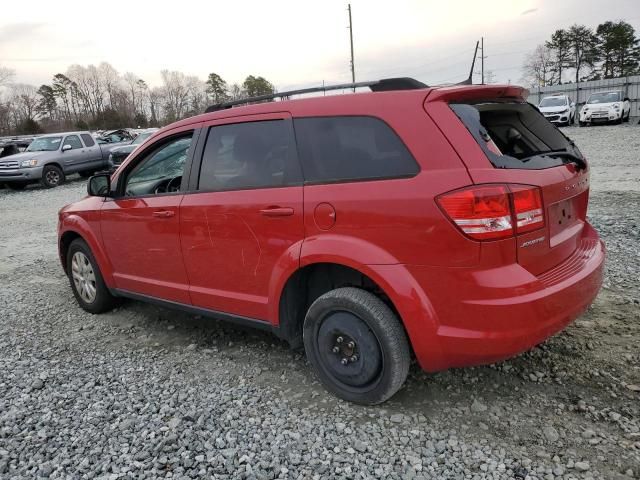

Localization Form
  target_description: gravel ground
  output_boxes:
[0,124,638,480]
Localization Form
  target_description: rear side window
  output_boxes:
[198,120,301,192]
[294,116,419,184]
[81,134,95,147]
[450,102,585,170]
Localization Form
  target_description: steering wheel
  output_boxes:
[165,176,182,193]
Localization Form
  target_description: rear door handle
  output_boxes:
[259,207,294,217]
[152,210,175,218]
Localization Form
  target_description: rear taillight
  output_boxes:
[437,184,544,241]
[511,185,544,233]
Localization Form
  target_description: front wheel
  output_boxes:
[623,111,630,123]
[67,238,119,314]
[41,165,64,188]
[303,287,411,405]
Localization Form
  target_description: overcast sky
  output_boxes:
[1,0,639,90]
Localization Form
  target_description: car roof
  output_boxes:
[38,131,90,138]
[164,83,526,132]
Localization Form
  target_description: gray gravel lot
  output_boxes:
[0,124,638,479]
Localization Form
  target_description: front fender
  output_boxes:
[59,213,115,288]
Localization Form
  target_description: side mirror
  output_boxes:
[87,173,111,197]
[62,144,72,152]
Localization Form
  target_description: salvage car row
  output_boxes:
[538,90,632,126]
[0,128,157,189]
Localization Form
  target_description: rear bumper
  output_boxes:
[397,222,604,371]
[0,166,43,182]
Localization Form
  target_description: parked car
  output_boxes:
[96,129,135,145]
[0,131,107,190]
[107,129,159,170]
[579,91,631,126]
[538,94,575,126]
[58,78,604,404]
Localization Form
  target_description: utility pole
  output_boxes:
[348,4,355,91]
[480,36,485,85]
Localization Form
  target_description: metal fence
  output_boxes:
[527,75,640,117]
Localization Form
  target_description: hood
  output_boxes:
[584,102,620,109]
[109,144,136,155]
[539,105,569,113]
[0,151,49,162]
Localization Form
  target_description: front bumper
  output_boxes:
[398,222,604,371]
[581,110,621,123]
[543,113,570,124]
[0,166,43,183]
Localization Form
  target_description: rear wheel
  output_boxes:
[67,238,119,314]
[303,287,410,405]
[6,182,27,191]
[79,170,94,179]
[41,165,64,188]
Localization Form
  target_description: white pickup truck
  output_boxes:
[0,131,126,190]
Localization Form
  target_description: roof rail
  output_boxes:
[204,77,428,113]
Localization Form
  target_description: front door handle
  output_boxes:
[152,210,175,218]
[259,207,294,217]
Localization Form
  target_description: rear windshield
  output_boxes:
[450,101,585,170]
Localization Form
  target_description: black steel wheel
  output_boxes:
[303,287,410,405]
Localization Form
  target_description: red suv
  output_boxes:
[58,78,604,404]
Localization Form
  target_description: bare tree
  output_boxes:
[0,66,15,87]
[10,83,40,121]
[522,44,554,87]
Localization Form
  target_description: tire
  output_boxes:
[79,170,94,179]
[623,111,630,123]
[6,182,27,191]
[579,121,586,127]
[41,165,64,188]
[303,287,411,405]
[66,238,119,314]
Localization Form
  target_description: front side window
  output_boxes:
[64,135,83,150]
[198,120,300,191]
[26,137,62,152]
[293,116,419,184]
[124,134,193,197]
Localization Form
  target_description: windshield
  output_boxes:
[450,101,584,170]
[539,97,567,107]
[587,92,621,104]
[26,137,62,152]
[132,132,153,145]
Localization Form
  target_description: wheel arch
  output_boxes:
[59,219,114,287]
[276,261,413,352]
